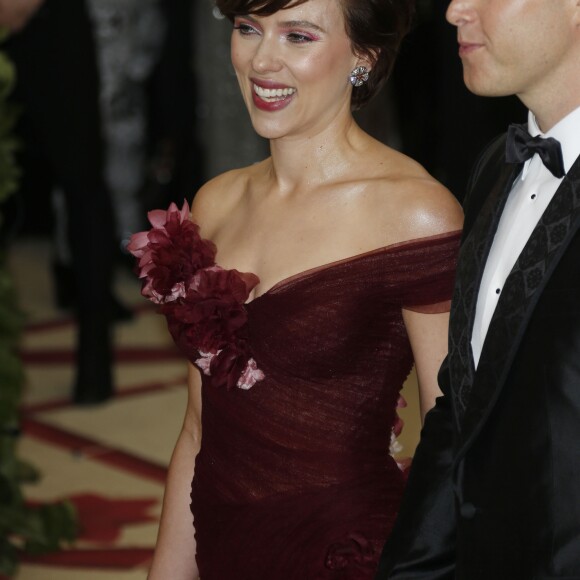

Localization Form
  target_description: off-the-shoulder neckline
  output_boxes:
[242,229,461,306]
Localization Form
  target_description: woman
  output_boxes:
[129,0,463,577]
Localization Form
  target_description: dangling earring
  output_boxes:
[349,66,369,87]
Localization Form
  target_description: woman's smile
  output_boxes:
[251,79,297,110]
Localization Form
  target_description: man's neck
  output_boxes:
[531,104,580,134]
[520,68,580,132]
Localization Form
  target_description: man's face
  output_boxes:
[446,0,579,104]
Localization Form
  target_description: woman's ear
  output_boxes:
[355,48,378,74]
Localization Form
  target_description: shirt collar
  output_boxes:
[528,105,580,175]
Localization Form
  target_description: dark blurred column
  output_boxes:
[144,0,204,210]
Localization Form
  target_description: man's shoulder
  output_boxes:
[473,133,508,177]
[461,133,509,224]
[466,133,508,196]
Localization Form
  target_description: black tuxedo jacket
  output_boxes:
[376,134,580,579]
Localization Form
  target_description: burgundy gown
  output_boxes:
[129,202,460,580]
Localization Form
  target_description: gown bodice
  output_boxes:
[129,201,460,579]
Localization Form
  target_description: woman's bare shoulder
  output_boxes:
[397,173,463,239]
[358,146,464,243]
[191,168,245,218]
[190,163,264,236]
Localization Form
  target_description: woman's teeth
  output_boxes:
[253,84,296,101]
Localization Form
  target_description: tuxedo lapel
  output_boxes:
[448,163,520,428]
[459,155,580,447]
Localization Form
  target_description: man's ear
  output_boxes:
[573,0,580,27]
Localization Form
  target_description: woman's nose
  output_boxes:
[251,36,283,74]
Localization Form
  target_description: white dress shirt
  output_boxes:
[471,106,580,368]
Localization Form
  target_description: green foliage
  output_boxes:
[0,33,78,577]
[0,50,19,214]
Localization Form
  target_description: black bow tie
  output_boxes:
[505,123,565,178]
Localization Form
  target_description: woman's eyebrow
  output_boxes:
[279,19,325,33]
[238,15,326,33]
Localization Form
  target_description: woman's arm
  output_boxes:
[396,176,461,421]
[402,308,450,422]
[148,363,202,580]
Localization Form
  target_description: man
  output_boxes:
[1,0,118,403]
[376,0,580,577]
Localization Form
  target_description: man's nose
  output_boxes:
[446,0,476,27]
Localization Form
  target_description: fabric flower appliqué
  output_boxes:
[127,200,265,390]
[324,531,375,574]
[389,394,406,458]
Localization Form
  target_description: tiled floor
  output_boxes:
[8,236,422,579]
[9,238,188,579]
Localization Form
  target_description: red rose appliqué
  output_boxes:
[128,201,265,390]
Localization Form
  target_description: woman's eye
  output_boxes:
[234,22,259,36]
[286,32,315,44]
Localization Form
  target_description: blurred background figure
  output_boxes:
[143,0,202,211]
[84,0,165,252]
[192,1,268,180]
[53,0,168,277]
[1,0,118,404]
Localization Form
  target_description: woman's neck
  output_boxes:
[266,113,367,195]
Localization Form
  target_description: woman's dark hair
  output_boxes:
[215,0,415,109]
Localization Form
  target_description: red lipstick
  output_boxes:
[251,78,296,112]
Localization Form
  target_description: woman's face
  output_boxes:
[231,0,364,140]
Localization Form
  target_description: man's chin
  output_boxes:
[463,75,512,98]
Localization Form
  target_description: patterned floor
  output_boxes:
[9,237,421,579]
[9,238,185,579]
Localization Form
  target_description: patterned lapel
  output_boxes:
[448,163,520,429]
[458,155,580,447]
